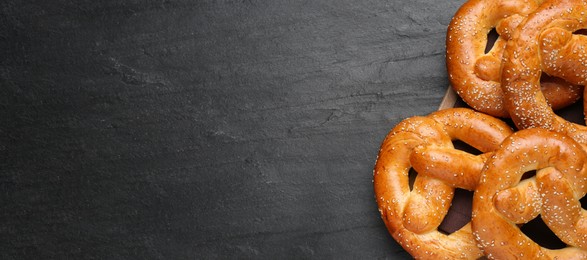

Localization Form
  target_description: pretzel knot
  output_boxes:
[373,108,513,259]
[472,128,587,259]
[502,0,587,144]
[446,0,582,118]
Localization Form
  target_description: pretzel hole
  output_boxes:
[581,195,587,210]
[452,140,482,155]
[408,168,417,191]
[553,95,585,125]
[520,216,566,249]
[521,170,536,181]
[438,188,473,235]
[484,28,499,54]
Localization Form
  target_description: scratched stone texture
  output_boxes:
[1,0,463,258]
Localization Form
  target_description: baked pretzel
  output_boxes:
[446,0,582,118]
[501,0,587,144]
[373,108,513,259]
[472,128,587,259]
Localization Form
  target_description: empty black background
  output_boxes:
[1,0,463,258]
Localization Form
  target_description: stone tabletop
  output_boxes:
[1,0,464,258]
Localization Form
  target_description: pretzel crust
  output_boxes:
[472,128,587,259]
[446,0,582,118]
[501,0,587,144]
[374,108,513,259]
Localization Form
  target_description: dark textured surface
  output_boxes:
[1,0,463,258]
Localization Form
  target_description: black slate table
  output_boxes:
[2,0,465,258]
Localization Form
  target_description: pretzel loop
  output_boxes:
[538,165,587,248]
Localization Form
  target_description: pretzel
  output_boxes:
[446,0,583,118]
[373,108,513,259]
[472,128,587,259]
[501,0,587,144]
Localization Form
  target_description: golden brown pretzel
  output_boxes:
[446,0,582,117]
[373,108,513,259]
[472,128,587,259]
[501,0,587,144]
